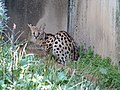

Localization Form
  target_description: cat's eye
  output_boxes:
[33,32,35,35]
[38,32,40,35]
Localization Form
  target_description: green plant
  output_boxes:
[0,0,8,31]
[0,32,119,89]
[67,46,120,89]
[0,42,101,90]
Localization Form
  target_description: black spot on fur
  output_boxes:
[62,42,64,45]
[57,48,59,50]
[67,51,69,54]
[65,56,67,59]
[50,38,52,40]
[58,39,60,42]
[64,37,66,40]
[61,38,63,40]
[56,51,58,53]
[58,33,61,36]
[56,36,59,39]
[71,50,73,53]
[47,40,50,43]
[54,45,57,47]
[51,40,53,42]
[55,41,58,44]
[65,40,67,43]
[46,45,49,48]
[45,36,49,39]
[65,47,67,50]
[61,57,64,60]
[68,47,70,51]
[42,41,46,44]
[59,44,61,48]
[49,44,52,46]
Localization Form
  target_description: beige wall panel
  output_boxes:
[73,0,118,63]
[36,0,68,34]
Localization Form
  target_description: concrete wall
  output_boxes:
[36,0,68,34]
[71,0,119,63]
[5,0,68,41]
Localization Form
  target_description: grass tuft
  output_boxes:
[0,40,120,89]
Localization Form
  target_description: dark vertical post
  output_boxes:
[116,0,120,64]
[67,0,75,37]
[67,0,70,32]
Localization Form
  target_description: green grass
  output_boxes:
[67,46,120,90]
[0,41,120,90]
[0,42,100,90]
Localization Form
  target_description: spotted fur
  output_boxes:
[28,24,79,64]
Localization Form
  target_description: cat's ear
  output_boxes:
[28,24,32,27]
[28,24,38,31]
[28,24,32,31]
[39,23,46,31]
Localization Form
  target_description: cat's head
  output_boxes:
[28,23,46,40]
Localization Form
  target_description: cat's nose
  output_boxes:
[35,37,37,39]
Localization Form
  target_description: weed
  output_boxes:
[66,46,120,89]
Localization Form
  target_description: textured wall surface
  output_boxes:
[36,0,68,34]
[71,0,118,63]
[5,0,68,41]
[5,0,47,40]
